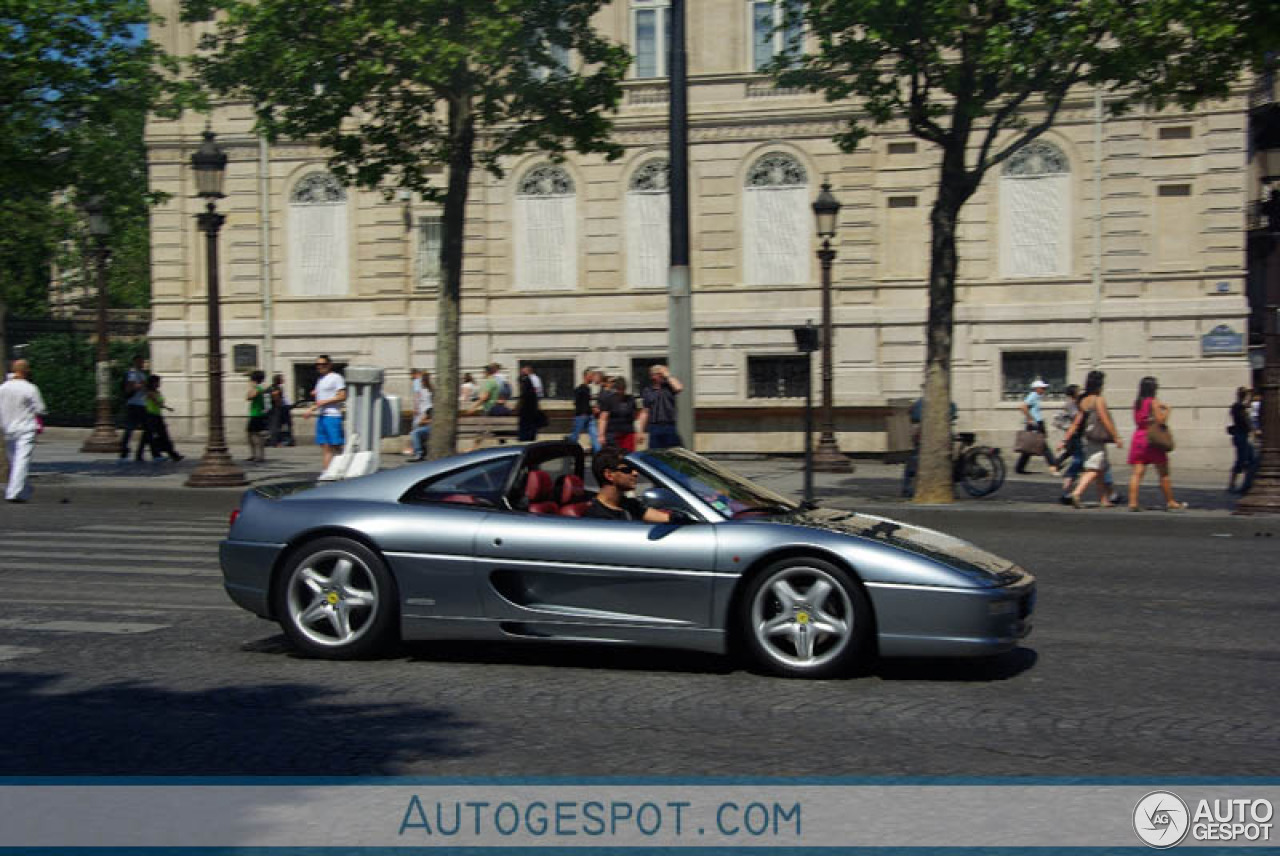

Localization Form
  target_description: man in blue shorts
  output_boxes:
[304,355,346,471]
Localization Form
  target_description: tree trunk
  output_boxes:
[427,94,475,460]
[913,155,972,504]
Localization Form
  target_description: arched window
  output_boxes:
[744,152,809,285]
[288,172,349,296]
[1000,140,1071,278]
[515,164,577,290]
[627,158,670,288]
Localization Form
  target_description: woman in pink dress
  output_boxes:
[1126,376,1187,511]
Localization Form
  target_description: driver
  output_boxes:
[586,448,672,523]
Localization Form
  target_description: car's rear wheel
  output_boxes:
[741,556,872,679]
[274,537,397,659]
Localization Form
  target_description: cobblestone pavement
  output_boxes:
[0,473,1276,778]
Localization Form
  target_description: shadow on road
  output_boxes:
[399,639,738,677]
[0,670,475,775]
[873,647,1038,682]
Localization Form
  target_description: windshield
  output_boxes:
[634,448,799,519]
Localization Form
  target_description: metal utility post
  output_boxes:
[1237,188,1280,514]
[186,130,247,488]
[811,183,852,473]
[794,322,819,504]
[668,0,695,447]
[81,197,120,453]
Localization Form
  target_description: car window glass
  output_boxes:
[402,457,516,506]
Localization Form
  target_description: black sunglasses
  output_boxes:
[610,464,637,475]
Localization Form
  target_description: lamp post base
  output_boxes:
[185,448,248,488]
[812,432,854,473]
[80,422,121,453]
[1235,456,1280,515]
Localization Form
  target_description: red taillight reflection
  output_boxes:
[229,508,241,528]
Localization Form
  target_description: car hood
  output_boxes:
[785,508,1024,585]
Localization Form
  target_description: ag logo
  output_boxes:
[1134,791,1190,848]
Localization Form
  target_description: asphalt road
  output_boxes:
[0,489,1277,778]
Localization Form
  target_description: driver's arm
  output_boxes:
[642,507,671,524]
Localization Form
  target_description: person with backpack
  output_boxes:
[245,370,269,463]
[469,363,512,416]
[118,355,149,460]
[138,375,183,462]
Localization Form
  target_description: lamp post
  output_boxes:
[811,182,852,473]
[186,129,247,488]
[1237,186,1280,514]
[80,197,121,453]
[793,321,819,504]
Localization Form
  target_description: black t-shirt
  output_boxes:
[574,383,594,416]
[604,394,637,436]
[585,496,647,521]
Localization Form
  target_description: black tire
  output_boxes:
[959,447,1005,497]
[739,556,873,679]
[273,536,398,659]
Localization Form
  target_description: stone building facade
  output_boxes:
[146,0,1252,466]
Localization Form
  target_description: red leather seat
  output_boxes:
[556,474,591,517]
[524,470,559,515]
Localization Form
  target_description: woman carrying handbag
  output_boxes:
[1126,376,1187,511]
[1059,370,1123,508]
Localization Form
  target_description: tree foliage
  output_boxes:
[182,0,631,457]
[1,0,187,323]
[779,0,1262,502]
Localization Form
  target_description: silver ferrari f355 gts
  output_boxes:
[220,441,1034,678]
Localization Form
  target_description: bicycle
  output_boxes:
[901,431,1006,498]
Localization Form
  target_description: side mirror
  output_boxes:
[641,487,696,524]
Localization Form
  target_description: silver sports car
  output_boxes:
[220,441,1034,678]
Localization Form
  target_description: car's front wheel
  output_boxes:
[274,536,398,659]
[740,556,872,679]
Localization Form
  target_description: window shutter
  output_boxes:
[745,186,808,285]
[627,191,670,287]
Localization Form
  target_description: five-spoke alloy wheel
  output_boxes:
[741,557,872,678]
[275,537,397,659]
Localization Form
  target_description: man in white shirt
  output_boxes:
[0,359,47,502]
[302,355,347,471]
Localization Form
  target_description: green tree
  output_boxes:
[1,0,186,326]
[183,0,630,458]
[780,0,1262,503]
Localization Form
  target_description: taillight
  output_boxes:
[229,508,240,528]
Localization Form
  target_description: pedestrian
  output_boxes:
[598,376,638,452]
[408,371,433,461]
[585,447,672,523]
[302,355,347,472]
[637,364,684,449]
[266,372,294,447]
[469,363,512,416]
[1126,376,1187,511]
[568,368,601,453]
[245,370,269,463]
[517,364,545,441]
[525,363,544,399]
[1228,386,1256,493]
[1055,385,1119,505]
[118,355,149,460]
[139,375,183,462]
[1060,369,1123,508]
[459,372,477,407]
[401,369,423,456]
[1015,379,1059,475]
[0,359,46,503]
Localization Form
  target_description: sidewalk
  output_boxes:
[12,427,1256,515]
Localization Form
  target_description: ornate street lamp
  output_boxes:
[811,182,852,473]
[186,129,247,488]
[80,197,121,453]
